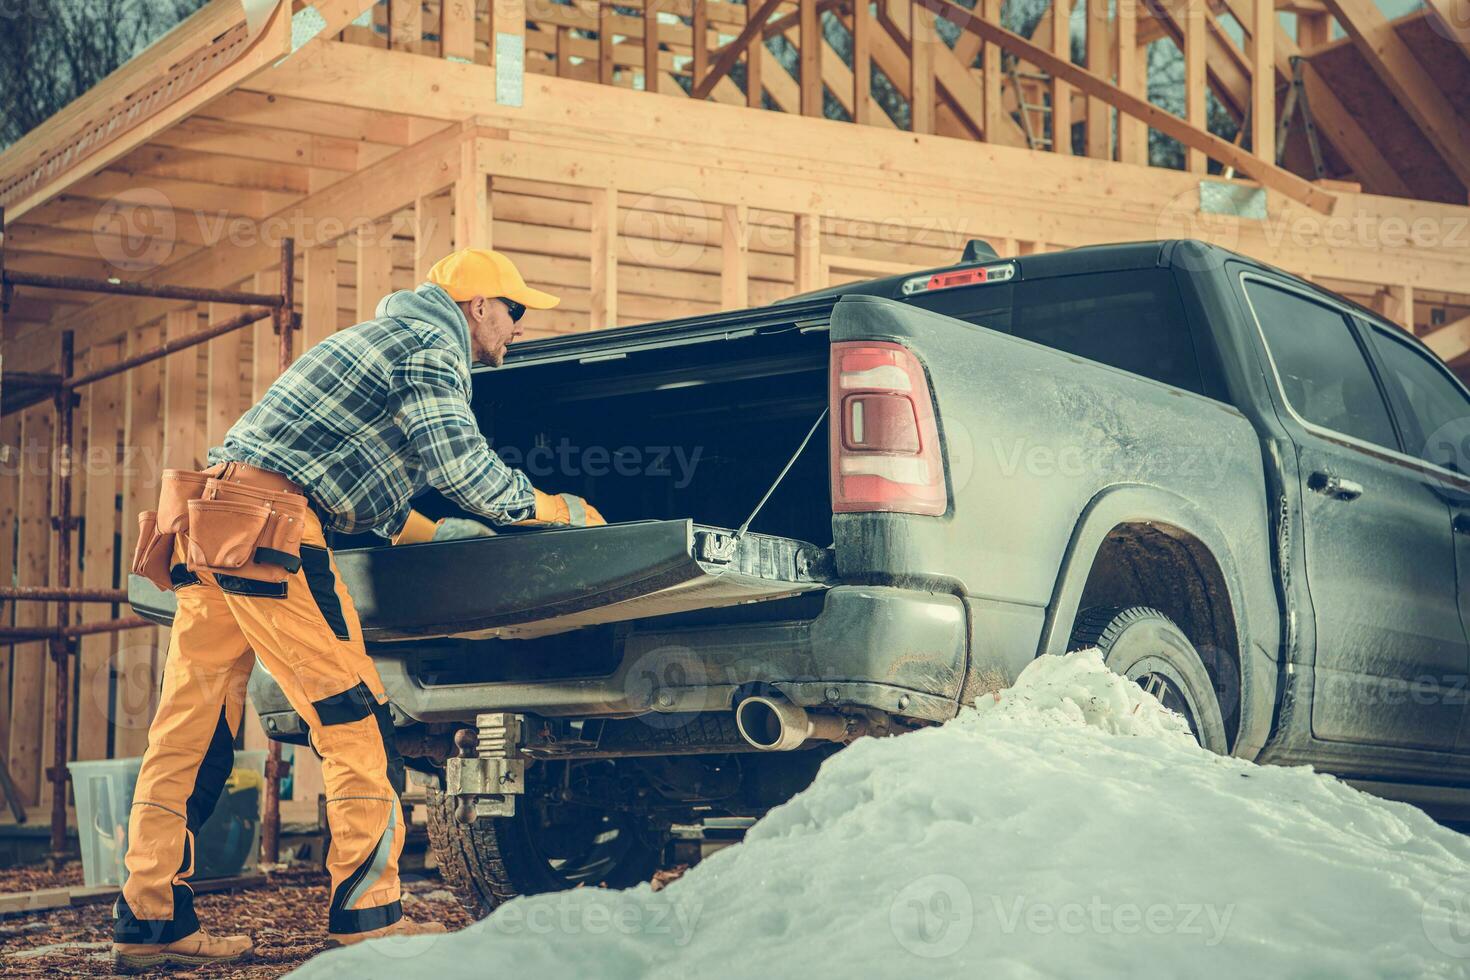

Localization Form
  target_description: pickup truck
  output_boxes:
[130,238,1470,913]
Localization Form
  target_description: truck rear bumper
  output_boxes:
[252,585,969,738]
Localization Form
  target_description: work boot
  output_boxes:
[327,915,449,947]
[112,929,254,970]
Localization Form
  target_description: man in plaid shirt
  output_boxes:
[211,249,602,539]
[114,250,600,968]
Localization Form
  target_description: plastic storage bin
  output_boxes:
[70,749,266,888]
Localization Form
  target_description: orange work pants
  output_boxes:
[115,508,404,942]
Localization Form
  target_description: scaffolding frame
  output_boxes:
[0,209,297,865]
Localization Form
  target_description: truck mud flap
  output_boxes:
[128,520,834,641]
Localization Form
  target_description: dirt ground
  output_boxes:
[0,862,477,978]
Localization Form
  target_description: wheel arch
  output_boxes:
[1039,485,1263,752]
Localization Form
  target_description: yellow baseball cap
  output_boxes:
[426,248,560,309]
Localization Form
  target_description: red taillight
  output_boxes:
[830,342,946,516]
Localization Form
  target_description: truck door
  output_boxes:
[1360,321,1470,752]
[1241,276,1468,753]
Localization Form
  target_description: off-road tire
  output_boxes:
[1070,605,1228,754]
[424,786,663,918]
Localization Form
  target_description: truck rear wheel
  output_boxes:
[424,785,664,918]
[1070,605,1228,754]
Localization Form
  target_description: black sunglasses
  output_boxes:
[497,297,526,323]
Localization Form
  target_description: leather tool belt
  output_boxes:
[131,462,309,591]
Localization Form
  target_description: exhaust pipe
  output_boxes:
[734,694,864,751]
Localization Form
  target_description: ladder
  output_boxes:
[1275,56,1327,179]
[1007,62,1053,150]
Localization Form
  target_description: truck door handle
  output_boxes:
[1454,514,1470,535]
[1308,471,1363,501]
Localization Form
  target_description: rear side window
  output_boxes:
[911,270,1205,393]
[1368,326,1470,468]
[1244,280,1399,450]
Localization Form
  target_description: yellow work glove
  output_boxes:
[515,489,607,527]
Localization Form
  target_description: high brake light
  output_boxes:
[830,342,947,516]
[900,260,1016,296]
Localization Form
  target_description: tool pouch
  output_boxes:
[158,468,211,534]
[185,480,307,583]
[129,511,175,592]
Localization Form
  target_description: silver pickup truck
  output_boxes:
[131,238,1470,913]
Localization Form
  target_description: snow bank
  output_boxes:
[293,651,1470,979]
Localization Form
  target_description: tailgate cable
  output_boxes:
[708,407,829,562]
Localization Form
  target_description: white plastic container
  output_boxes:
[70,749,266,888]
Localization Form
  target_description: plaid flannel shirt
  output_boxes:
[209,283,535,538]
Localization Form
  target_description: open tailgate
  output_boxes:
[128,520,834,641]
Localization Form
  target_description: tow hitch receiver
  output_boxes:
[446,712,527,821]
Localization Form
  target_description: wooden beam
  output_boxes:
[442,0,476,61]
[252,268,285,401]
[76,341,123,762]
[415,192,455,284]
[644,0,660,93]
[0,414,18,767]
[693,0,710,89]
[590,187,619,328]
[1051,0,1072,154]
[1116,0,1145,164]
[721,203,749,309]
[392,0,423,52]
[932,1,1337,211]
[599,0,616,84]
[692,0,786,99]
[1387,284,1414,332]
[1318,0,1470,187]
[982,0,1003,143]
[748,29,765,107]
[1086,0,1110,158]
[356,220,396,323]
[115,324,162,758]
[10,407,51,803]
[1296,9,1329,47]
[1185,0,1207,173]
[1426,314,1470,363]
[206,304,244,451]
[795,213,822,292]
[163,310,201,471]
[853,0,873,124]
[1250,0,1275,163]
[303,244,340,351]
[455,137,491,248]
[802,0,823,116]
[911,1,936,132]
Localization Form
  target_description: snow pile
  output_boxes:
[294,651,1470,979]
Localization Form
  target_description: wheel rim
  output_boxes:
[525,806,645,887]
[1133,669,1201,743]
